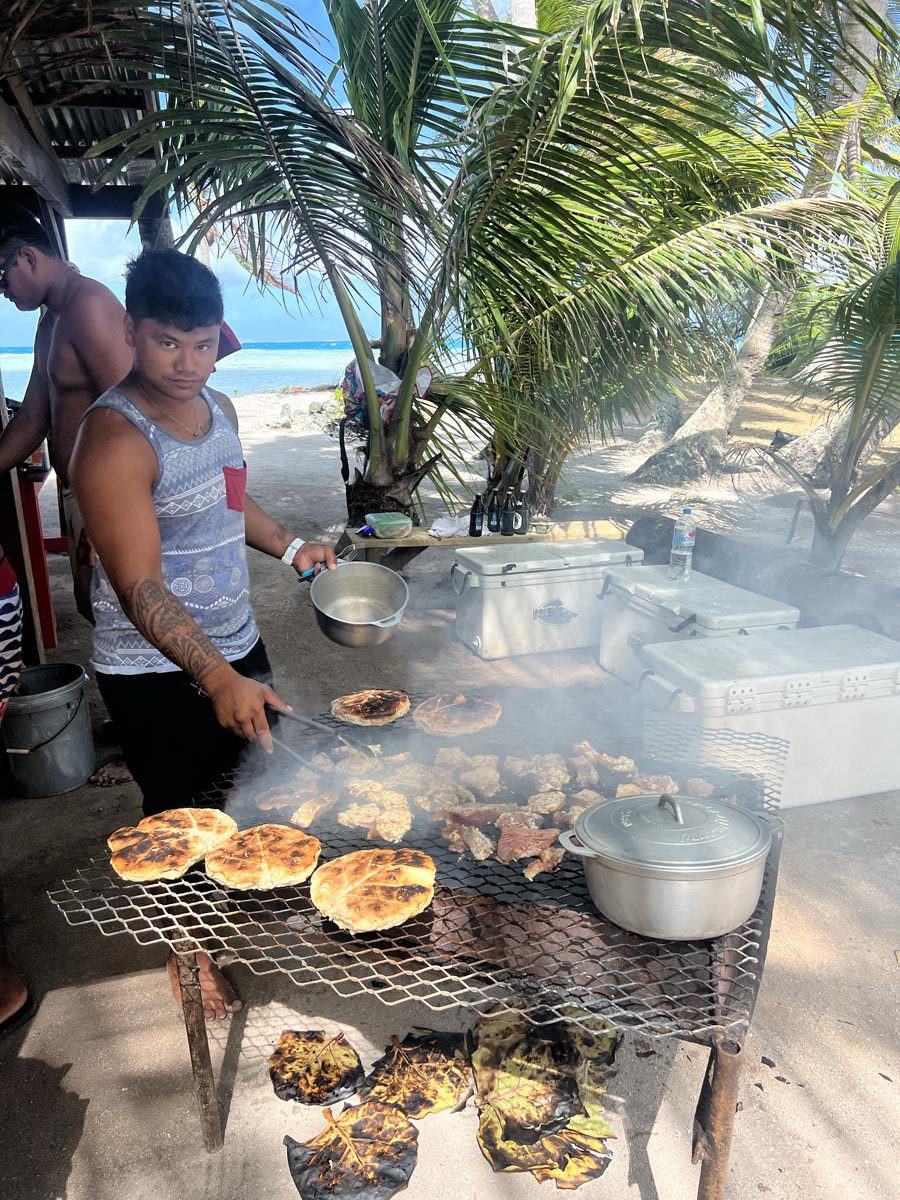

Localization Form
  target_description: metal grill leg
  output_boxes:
[174,948,223,1152]
[692,1038,743,1200]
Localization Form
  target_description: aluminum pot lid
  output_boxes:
[573,793,770,872]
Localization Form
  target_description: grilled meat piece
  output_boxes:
[496,809,543,830]
[633,773,679,795]
[497,825,561,864]
[412,782,476,816]
[442,820,495,861]
[289,792,339,829]
[569,788,604,807]
[503,754,570,792]
[369,795,412,844]
[523,848,566,880]
[458,765,502,799]
[526,791,567,815]
[687,778,715,798]
[256,786,320,812]
[572,742,637,783]
[567,755,599,788]
[386,763,455,793]
[435,748,500,774]
[443,803,519,826]
[338,802,382,830]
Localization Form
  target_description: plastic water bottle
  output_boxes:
[669,507,696,582]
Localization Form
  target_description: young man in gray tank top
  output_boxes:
[70,250,337,1018]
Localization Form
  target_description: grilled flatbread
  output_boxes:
[110,830,206,882]
[309,848,436,933]
[205,824,321,890]
[413,694,501,737]
[107,807,237,854]
[331,690,410,726]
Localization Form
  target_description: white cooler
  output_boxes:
[452,539,643,660]
[597,565,800,686]
[639,624,900,807]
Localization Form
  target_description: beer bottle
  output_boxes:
[500,491,516,536]
[487,491,501,533]
[468,493,484,537]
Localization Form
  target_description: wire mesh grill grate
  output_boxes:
[49,687,785,1043]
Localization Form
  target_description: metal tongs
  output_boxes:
[267,705,381,759]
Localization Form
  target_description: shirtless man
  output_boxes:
[71,248,337,1019]
[0,205,133,622]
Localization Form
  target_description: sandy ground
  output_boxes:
[1,389,898,1200]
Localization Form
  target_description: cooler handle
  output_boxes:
[669,613,697,634]
[637,671,686,713]
[450,563,476,595]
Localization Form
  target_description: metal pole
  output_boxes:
[692,1037,744,1200]
[174,946,223,1153]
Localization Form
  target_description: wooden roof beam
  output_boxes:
[0,95,72,217]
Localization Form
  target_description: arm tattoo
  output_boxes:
[119,579,227,683]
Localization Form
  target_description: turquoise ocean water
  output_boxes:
[0,340,354,402]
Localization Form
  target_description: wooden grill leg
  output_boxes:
[692,1037,743,1200]
[174,948,223,1152]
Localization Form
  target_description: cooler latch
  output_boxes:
[783,678,813,708]
[534,598,578,625]
[725,684,756,714]
[840,671,869,701]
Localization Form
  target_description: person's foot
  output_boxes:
[167,951,242,1021]
[0,959,30,1029]
[90,759,134,786]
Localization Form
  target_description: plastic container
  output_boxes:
[2,663,95,797]
[451,539,643,659]
[597,565,800,687]
[669,507,696,582]
[364,512,413,539]
[639,624,900,807]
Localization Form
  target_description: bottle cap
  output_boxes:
[683,507,692,515]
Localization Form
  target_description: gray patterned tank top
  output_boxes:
[89,386,259,674]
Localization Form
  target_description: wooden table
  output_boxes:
[336,518,627,570]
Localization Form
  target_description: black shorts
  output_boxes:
[97,639,276,816]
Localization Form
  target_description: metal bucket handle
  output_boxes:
[4,674,88,756]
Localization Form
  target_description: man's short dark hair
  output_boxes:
[0,204,59,258]
[125,249,224,329]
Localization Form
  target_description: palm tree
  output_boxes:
[755,196,900,569]
[6,1,885,521]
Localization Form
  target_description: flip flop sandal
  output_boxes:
[0,992,37,1037]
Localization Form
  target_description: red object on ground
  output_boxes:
[17,474,57,649]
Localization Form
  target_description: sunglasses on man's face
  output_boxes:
[0,250,21,287]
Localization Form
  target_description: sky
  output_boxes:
[0,217,360,348]
[0,0,380,350]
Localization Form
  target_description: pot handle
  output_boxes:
[658,793,684,824]
[371,608,405,629]
[558,829,595,858]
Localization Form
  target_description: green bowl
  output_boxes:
[365,512,414,539]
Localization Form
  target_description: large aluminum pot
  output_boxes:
[310,561,409,648]
[558,793,772,941]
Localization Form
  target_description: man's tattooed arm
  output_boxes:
[118,579,228,685]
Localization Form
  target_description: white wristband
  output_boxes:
[281,537,305,565]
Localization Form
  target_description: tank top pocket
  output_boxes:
[223,463,247,512]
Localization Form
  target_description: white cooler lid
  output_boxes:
[603,565,799,630]
[455,538,638,576]
[640,624,900,698]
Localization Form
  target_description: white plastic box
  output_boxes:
[639,624,900,807]
[452,540,643,660]
[597,565,800,687]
